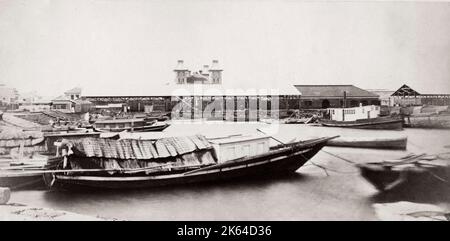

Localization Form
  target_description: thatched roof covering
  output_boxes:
[0,130,43,140]
[65,135,212,160]
[0,130,44,148]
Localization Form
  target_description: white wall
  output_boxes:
[19,104,51,112]
[329,105,380,121]
[212,137,270,162]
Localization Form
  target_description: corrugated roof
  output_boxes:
[294,85,379,98]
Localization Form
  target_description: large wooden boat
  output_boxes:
[93,118,170,132]
[357,153,450,193]
[43,134,337,189]
[326,136,407,150]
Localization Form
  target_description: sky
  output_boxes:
[0,0,449,97]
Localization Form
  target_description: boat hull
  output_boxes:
[0,173,45,189]
[403,114,450,129]
[48,138,331,189]
[320,117,403,130]
[95,123,170,133]
[358,163,450,193]
[326,137,407,150]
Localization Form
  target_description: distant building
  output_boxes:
[83,61,301,120]
[174,60,223,84]
[17,91,52,112]
[64,87,82,100]
[51,87,92,113]
[51,95,75,113]
[0,84,19,105]
[51,96,93,113]
[367,89,395,106]
[294,85,380,109]
[18,100,52,112]
[391,84,450,106]
[18,91,42,104]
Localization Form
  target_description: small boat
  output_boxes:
[93,118,170,132]
[282,110,317,124]
[93,123,170,133]
[0,156,62,189]
[43,134,337,189]
[145,112,170,122]
[284,117,314,124]
[326,136,407,150]
[403,114,450,129]
[320,105,403,130]
[357,153,450,192]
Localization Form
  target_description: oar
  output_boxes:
[0,163,175,177]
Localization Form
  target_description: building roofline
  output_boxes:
[294,84,355,87]
[300,96,379,98]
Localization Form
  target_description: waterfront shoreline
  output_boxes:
[0,202,110,221]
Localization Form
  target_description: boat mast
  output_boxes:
[342,91,347,121]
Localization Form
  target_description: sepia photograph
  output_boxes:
[0,0,449,226]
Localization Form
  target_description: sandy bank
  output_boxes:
[0,203,110,221]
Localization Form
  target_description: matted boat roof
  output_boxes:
[65,135,212,160]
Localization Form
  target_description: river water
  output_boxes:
[8,121,450,220]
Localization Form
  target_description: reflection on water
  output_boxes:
[8,122,450,220]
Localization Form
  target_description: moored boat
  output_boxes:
[320,105,403,130]
[357,153,450,193]
[0,170,46,189]
[0,155,62,189]
[43,134,337,189]
[93,118,170,132]
[283,117,314,124]
[403,114,450,129]
[326,136,407,150]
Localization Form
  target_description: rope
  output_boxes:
[320,149,356,164]
[309,161,359,175]
[425,169,450,184]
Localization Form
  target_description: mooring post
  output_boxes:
[0,187,11,205]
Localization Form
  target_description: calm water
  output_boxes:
[8,121,450,220]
